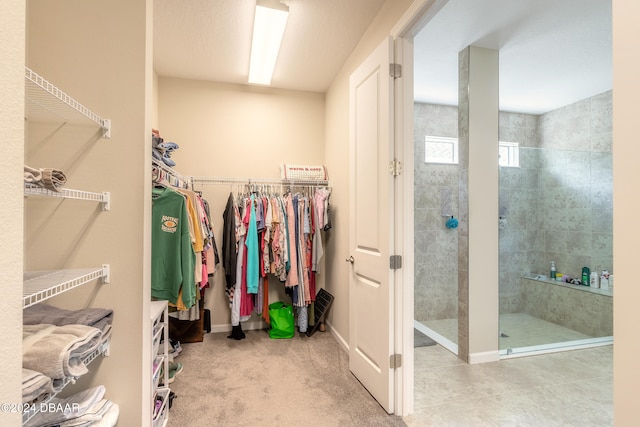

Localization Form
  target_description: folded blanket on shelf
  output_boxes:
[23,324,102,379]
[24,165,67,192]
[23,304,114,336]
[24,385,105,427]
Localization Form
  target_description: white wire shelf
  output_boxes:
[22,339,110,424]
[25,67,111,138]
[23,266,110,309]
[24,183,111,211]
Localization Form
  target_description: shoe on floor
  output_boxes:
[159,362,183,385]
[168,339,182,357]
[167,362,183,383]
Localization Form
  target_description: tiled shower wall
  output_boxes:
[536,91,613,280]
[500,91,613,313]
[414,103,459,323]
[414,90,612,320]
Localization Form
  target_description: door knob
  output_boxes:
[346,256,354,264]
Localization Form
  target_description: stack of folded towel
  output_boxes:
[23,305,113,345]
[22,306,114,406]
[23,324,103,380]
[22,369,64,405]
[24,385,119,427]
[24,165,67,192]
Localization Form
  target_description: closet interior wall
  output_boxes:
[156,76,326,330]
[24,0,152,425]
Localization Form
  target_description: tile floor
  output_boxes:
[405,344,613,426]
[422,312,600,350]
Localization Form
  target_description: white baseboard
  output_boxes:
[469,350,500,364]
[210,320,268,334]
[326,320,349,353]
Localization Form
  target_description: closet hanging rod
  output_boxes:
[152,158,190,186]
[190,176,330,187]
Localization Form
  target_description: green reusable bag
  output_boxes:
[268,302,295,339]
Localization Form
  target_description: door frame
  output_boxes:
[390,0,450,416]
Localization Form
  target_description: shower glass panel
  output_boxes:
[498,142,613,356]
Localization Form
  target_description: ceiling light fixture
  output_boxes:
[248,0,290,86]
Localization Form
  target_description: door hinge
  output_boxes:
[389,159,402,176]
[390,353,402,369]
[389,63,402,79]
[390,255,402,270]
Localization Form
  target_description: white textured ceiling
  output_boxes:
[414,0,612,114]
[153,0,386,92]
[154,0,612,114]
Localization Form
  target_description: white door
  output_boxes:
[348,37,395,414]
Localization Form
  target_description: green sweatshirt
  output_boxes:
[151,187,196,308]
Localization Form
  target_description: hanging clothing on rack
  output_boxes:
[213,183,331,336]
[222,192,238,305]
[245,195,259,294]
[151,186,196,308]
[152,165,220,320]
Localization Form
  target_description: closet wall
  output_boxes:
[22,0,152,425]
[157,76,325,328]
[0,1,25,424]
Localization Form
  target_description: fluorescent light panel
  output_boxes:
[248,5,289,85]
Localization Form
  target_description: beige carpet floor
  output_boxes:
[166,329,406,427]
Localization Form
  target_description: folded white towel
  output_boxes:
[24,385,105,427]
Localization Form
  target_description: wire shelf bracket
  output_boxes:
[25,67,111,138]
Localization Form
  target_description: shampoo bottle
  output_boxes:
[590,271,599,288]
[582,267,590,286]
[550,262,556,281]
[600,270,610,290]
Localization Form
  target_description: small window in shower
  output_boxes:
[425,135,458,164]
[499,141,520,167]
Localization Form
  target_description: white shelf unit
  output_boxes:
[24,183,111,210]
[25,67,111,138]
[22,69,113,425]
[150,300,170,427]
